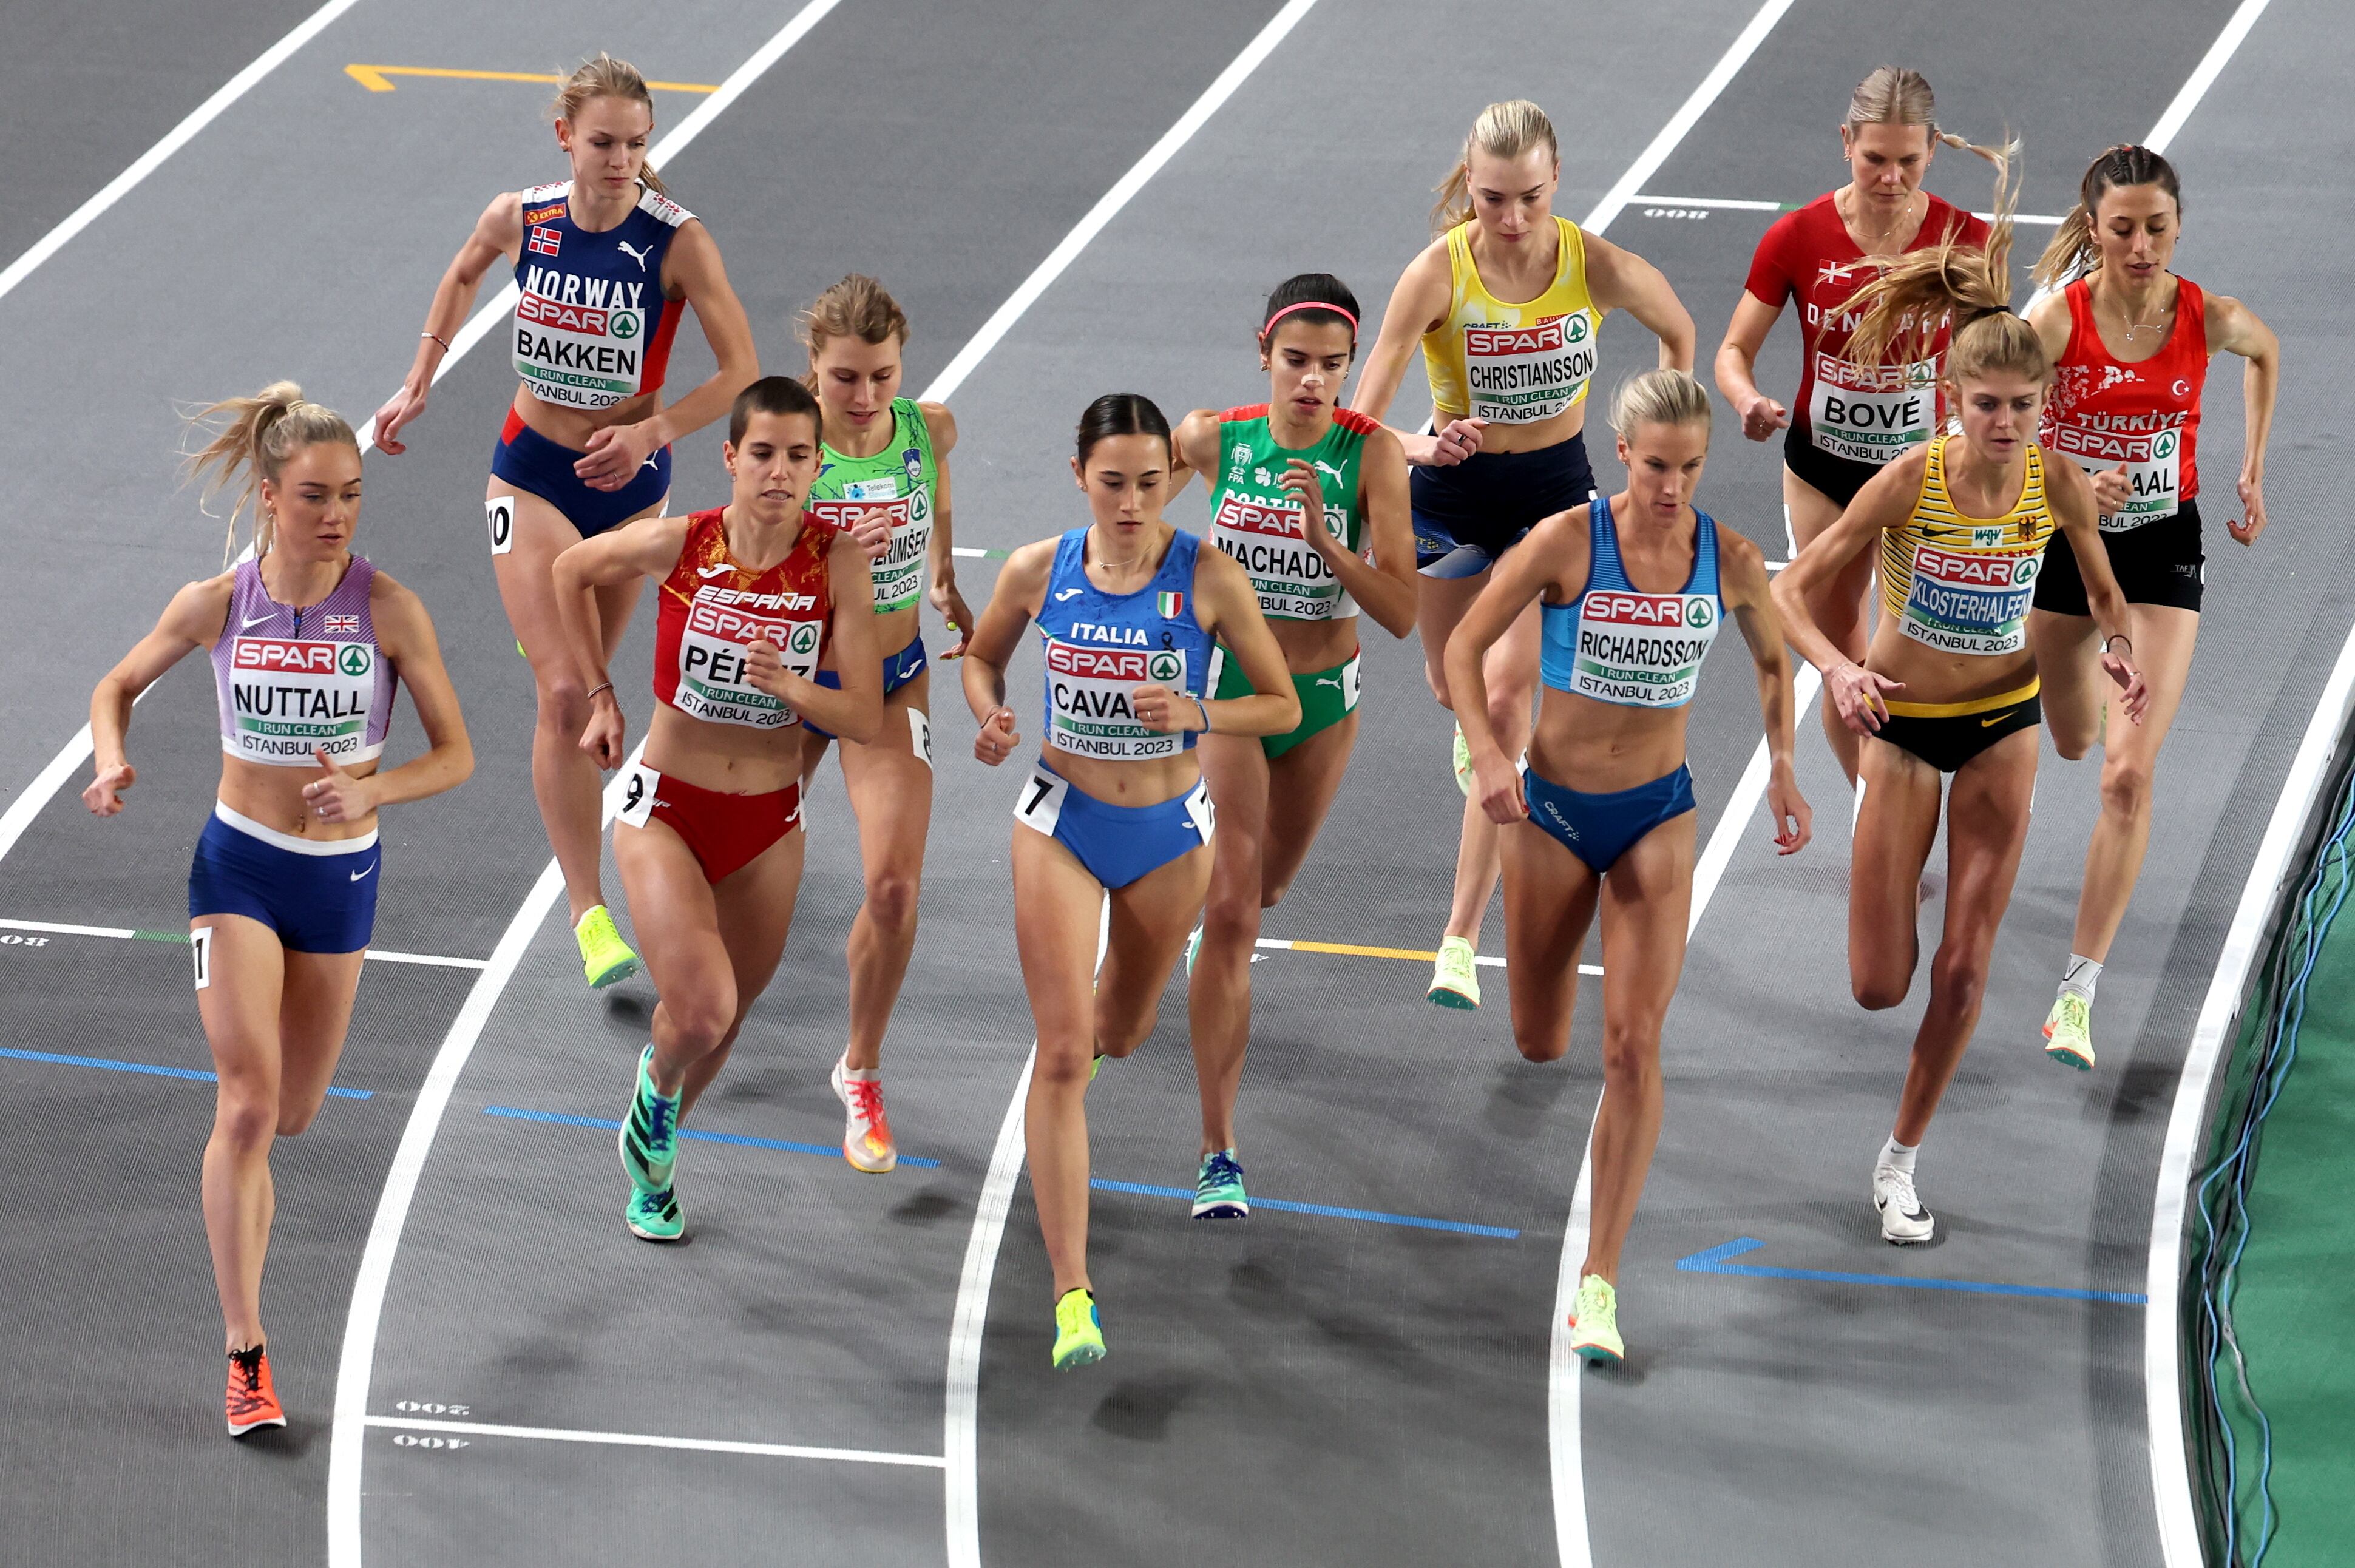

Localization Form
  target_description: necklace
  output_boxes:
[1842,187,1916,252]
[2107,280,2172,343]
[1092,536,1149,575]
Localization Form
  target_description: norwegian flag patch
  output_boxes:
[527,226,562,257]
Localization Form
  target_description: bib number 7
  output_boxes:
[1012,767,1068,836]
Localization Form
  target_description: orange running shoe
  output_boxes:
[225,1345,286,1436]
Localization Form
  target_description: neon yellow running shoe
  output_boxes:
[1452,722,1474,798]
[2043,992,2095,1071]
[1428,936,1479,1010]
[1569,1273,1624,1364]
[1052,1288,1105,1369]
[574,905,639,990]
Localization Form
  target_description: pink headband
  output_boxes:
[1262,300,1358,335]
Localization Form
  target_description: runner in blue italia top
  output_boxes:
[790,276,975,1177]
[371,55,758,995]
[1166,274,1417,1222]
[963,395,1296,1370]
[1452,370,1809,1366]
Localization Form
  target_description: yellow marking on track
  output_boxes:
[1258,936,1601,977]
[345,65,719,94]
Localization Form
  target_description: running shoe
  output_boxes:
[225,1345,286,1436]
[829,1054,897,1174]
[1185,924,1203,978]
[1428,936,1480,1009]
[2043,992,2095,1071]
[1090,1052,1103,1083]
[1872,1162,1935,1245]
[1192,1149,1249,1219]
[1052,1288,1105,1369]
[625,1185,684,1243]
[1568,1274,1624,1364]
[1452,722,1474,798]
[618,1044,679,1193]
[574,905,640,990]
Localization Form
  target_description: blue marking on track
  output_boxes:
[1088,1178,1519,1239]
[481,1104,943,1169]
[0,1044,371,1098]
[1676,1237,2146,1303]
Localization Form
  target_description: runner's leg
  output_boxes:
[2070,606,2200,961]
[194,915,286,1350]
[1013,825,1117,1297]
[1498,818,1602,1063]
[679,826,808,1116]
[1190,732,1271,1155]
[1849,738,1943,1012]
[2028,609,2103,760]
[836,674,934,1072]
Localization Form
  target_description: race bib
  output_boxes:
[672,590,823,728]
[1208,493,1355,620]
[1899,542,2039,655]
[2046,421,2182,530]
[1012,766,1068,835]
[1570,592,1720,708]
[1182,779,1216,843]
[615,763,660,828]
[1461,311,1596,424]
[224,637,382,765]
[1809,353,1937,465]
[807,485,934,612]
[1043,638,1187,760]
[486,495,517,556]
[512,274,650,410]
[909,706,932,769]
[191,925,212,992]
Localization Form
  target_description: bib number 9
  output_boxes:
[1012,768,1068,836]
[487,496,517,556]
[616,763,660,829]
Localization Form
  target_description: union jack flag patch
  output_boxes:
[323,614,361,634]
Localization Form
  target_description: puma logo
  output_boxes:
[1312,460,1345,485]
[1313,676,1342,689]
[1054,587,1085,601]
[1979,711,2016,728]
[616,240,652,271]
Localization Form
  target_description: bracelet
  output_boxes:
[1192,695,1212,734]
[2103,634,2133,655]
[585,681,614,702]
[422,330,452,353]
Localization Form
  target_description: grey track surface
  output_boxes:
[1,0,2345,1564]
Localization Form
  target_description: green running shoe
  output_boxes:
[1184,924,1202,978]
[1428,936,1480,1010]
[575,905,640,990]
[625,1185,683,1242]
[1192,1149,1249,1219]
[1570,1274,1624,1364]
[619,1044,679,1193]
[2043,992,2095,1070]
[1052,1288,1105,1369]
[1452,722,1474,798]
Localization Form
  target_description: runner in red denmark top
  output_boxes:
[2038,276,2206,529]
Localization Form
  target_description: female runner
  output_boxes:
[1770,166,2149,1245]
[2024,145,2281,1070]
[83,385,473,1433]
[551,378,880,1242]
[1716,67,1996,786]
[1452,370,1809,1362]
[1168,273,1417,1218]
[794,275,974,1172]
[373,54,758,993]
[1354,98,1695,1010]
[963,395,1295,1367]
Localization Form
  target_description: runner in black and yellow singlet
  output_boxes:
[1354,100,1695,1012]
[1168,274,1417,1218]
[1774,158,2149,1248]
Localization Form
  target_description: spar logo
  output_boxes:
[234,638,351,674]
[519,292,619,337]
[1919,545,2037,589]
[2153,430,2178,459]
[787,623,820,657]
[1146,650,1182,684]
[1586,592,1713,629]
[1465,314,1585,357]
[1047,643,1156,683]
[1213,494,1299,538]
[338,644,373,677]
[686,598,815,645]
[609,311,639,341]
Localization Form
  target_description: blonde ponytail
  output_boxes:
[552,53,668,196]
[1844,67,2006,180]
[182,383,358,563]
[1431,99,1559,235]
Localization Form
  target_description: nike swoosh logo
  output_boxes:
[241,613,274,630]
[1979,711,2016,728]
[698,564,734,578]
[349,862,376,882]
[1053,587,1084,601]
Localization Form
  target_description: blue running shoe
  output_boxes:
[619,1044,679,1194]
[1191,1149,1249,1218]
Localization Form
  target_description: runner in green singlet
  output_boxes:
[1168,274,1418,1217]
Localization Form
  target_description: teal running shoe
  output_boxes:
[1052,1288,1105,1369]
[1185,924,1203,978]
[2043,992,2095,1071]
[1192,1149,1249,1219]
[1428,936,1480,1009]
[619,1044,679,1193]
[1570,1273,1624,1364]
[625,1186,683,1243]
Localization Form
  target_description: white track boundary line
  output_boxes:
[328,10,846,1563]
[936,6,1321,1564]
[2145,0,2275,155]
[0,915,484,968]
[1546,4,1795,1561]
[365,1414,944,1469]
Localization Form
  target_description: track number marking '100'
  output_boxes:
[393,1400,470,1415]
[1643,206,1710,220]
[391,1434,469,1449]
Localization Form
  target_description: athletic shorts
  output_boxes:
[2033,498,2206,615]
[1012,759,1213,890]
[1411,432,1596,578]
[1784,421,1892,510]
[804,634,928,742]
[618,765,802,884]
[1874,679,2042,774]
[1207,646,1360,760]
[490,408,671,539]
[188,803,379,954]
[1523,762,1696,875]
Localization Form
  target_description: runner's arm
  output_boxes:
[374,192,524,453]
[1717,532,1809,853]
[1166,408,1221,504]
[2047,456,2149,721]
[961,538,1054,763]
[577,220,760,488]
[1445,510,1576,823]
[83,576,232,815]
[552,515,689,766]
[1585,232,1695,372]
[754,532,881,745]
[1770,452,1916,731]
[1715,292,1792,443]
[1175,546,1298,739]
[2208,292,2281,544]
[353,573,475,809]
[1350,243,1481,466]
[1327,425,1419,638]
[918,401,975,657]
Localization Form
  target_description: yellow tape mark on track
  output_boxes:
[345,65,718,94]
[1258,936,1602,977]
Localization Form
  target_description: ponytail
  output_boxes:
[181,383,359,563]
[551,53,668,196]
[2031,144,2183,288]
[1431,100,1559,235]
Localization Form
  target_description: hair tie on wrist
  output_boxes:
[422,330,452,353]
[1193,695,1212,734]
[586,681,614,701]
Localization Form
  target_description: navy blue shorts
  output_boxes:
[1411,431,1596,578]
[188,805,379,953]
[1523,763,1696,875]
[805,634,927,742]
[1012,760,1213,890]
[490,409,670,539]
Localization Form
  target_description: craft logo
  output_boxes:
[527,226,562,257]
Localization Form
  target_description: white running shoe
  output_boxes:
[829,1055,897,1174]
[1872,1162,1934,1245]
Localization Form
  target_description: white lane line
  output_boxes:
[920,0,1321,407]
[1548,3,1797,1560]
[0,916,137,940]
[1628,194,2061,224]
[328,21,849,1566]
[362,949,490,971]
[0,0,363,306]
[935,7,1323,1564]
[2145,0,2276,154]
[365,1415,945,1469]
[0,915,486,968]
